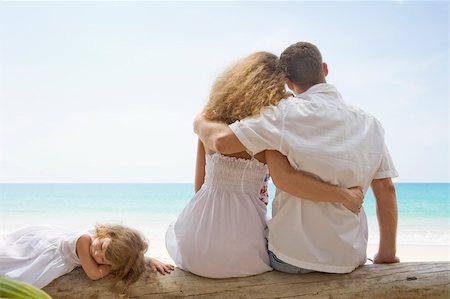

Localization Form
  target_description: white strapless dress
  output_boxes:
[0,225,87,288]
[166,153,272,278]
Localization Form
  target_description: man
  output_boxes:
[194,42,399,273]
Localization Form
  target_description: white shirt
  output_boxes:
[229,83,398,273]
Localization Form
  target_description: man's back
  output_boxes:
[230,83,397,273]
[279,83,386,189]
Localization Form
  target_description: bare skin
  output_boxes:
[145,257,175,275]
[193,115,244,155]
[76,235,112,280]
[266,150,364,213]
[76,235,174,280]
[371,178,400,264]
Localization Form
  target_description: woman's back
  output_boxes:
[165,52,287,278]
[203,151,266,193]
[165,153,271,278]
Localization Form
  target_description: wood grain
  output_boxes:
[43,262,450,299]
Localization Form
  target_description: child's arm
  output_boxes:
[76,235,112,280]
[145,257,174,275]
[266,150,364,213]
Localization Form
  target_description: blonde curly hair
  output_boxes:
[204,52,291,124]
[95,224,148,293]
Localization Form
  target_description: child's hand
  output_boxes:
[145,257,175,275]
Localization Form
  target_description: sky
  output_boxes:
[0,1,448,183]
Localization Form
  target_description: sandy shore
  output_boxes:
[2,217,448,265]
[367,244,449,263]
[152,240,450,265]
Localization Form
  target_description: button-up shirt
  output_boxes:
[229,83,398,273]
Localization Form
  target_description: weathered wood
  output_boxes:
[43,262,450,299]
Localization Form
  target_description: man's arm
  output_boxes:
[266,151,364,213]
[193,114,245,154]
[371,178,399,264]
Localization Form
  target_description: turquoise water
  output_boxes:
[0,183,193,215]
[0,183,448,245]
[364,183,449,218]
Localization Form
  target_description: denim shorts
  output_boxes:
[269,251,314,274]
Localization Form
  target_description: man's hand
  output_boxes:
[341,186,364,214]
[373,252,400,264]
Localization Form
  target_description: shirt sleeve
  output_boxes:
[229,104,285,156]
[373,143,398,179]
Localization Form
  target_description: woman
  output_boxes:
[166,52,362,278]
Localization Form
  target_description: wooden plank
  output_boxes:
[43,262,450,299]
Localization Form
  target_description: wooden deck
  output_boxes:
[43,262,450,298]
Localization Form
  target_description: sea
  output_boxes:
[0,183,448,249]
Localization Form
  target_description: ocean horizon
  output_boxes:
[1,183,448,247]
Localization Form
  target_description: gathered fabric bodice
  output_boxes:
[203,153,268,192]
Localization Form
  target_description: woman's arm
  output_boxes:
[266,151,364,213]
[194,139,206,192]
[76,235,111,280]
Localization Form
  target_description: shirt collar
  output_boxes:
[295,83,342,101]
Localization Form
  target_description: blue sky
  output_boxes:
[0,1,448,183]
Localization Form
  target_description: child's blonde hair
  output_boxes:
[204,52,291,124]
[95,224,148,292]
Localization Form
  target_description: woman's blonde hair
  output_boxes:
[95,224,148,293]
[204,52,291,124]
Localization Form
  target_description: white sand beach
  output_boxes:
[153,241,450,266]
[366,244,449,264]
[153,238,450,265]
[2,214,449,265]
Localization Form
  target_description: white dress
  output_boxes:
[166,153,272,278]
[0,225,87,288]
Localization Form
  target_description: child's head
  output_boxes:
[204,51,291,124]
[95,224,148,291]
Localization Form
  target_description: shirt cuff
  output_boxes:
[373,169,399,180]
[229,122,257,156]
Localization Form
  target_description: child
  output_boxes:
[0,224,174,290]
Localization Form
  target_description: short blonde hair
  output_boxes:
[95,224,148,292]
[204,52,290,124]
